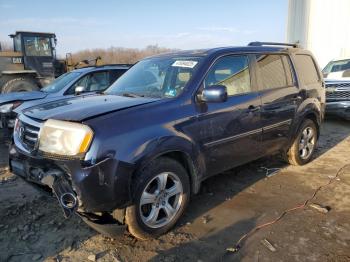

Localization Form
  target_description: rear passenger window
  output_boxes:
[294,55,320,85]
[204,55,251,96]
[256,54,294,90]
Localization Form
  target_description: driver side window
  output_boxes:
[66,74,89,95]
[66,71,109,95]
[204,55,251,96]
[73,75,89,89]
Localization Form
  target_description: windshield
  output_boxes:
[323,59,350,74]
[41,72,82,93]
[23,36,53,57]
[105,57,202,98]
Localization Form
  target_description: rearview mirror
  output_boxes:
[199,85,227,103]
[75,86,85,95]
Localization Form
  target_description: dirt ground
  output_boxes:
[0,118,350,262]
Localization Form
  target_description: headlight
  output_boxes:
[39,119,94,157]
[0,102,22,113]
[0,103,14,113]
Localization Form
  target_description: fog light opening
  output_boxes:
[60,192,77,210]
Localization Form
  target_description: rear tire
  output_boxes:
[125,157,190,240]
[287,119,318,166]
[1,77,39,93]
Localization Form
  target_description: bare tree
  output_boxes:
[0,40,13,51]
[70,45,178,65]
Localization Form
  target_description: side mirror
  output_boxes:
[75,86,85,95]
[199,85,227,103]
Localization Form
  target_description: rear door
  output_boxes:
[255,54,301,154]
[194,54,263,176]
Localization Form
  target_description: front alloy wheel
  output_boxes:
[125,157,190,240]
[140,172,183,228]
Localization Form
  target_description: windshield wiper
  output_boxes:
[121,92,145,98]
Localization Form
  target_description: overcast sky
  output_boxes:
[0,0,288,55]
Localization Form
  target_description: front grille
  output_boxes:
[326,91,350,100]
[326,82,350,89]
[326,82,350,101]
[18,120,40,151]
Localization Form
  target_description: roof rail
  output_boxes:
[248,41,300,48]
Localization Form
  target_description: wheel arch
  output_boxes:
[294,99,322,136]
[129,136,204,196]
[155,150,201,195]
[303,112,320,138]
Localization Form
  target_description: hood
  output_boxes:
[23,94,160,121]
[13,93,95,114]
[325,71,350,81]
[0,91,47,105]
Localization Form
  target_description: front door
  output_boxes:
[195,54,262,176]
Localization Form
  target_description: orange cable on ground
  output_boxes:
[226,164,350,253]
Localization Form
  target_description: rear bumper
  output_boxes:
[8,143,135,213]
[326,101,350,119]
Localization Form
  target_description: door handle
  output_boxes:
[248,105,260,112]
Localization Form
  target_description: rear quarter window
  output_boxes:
[294,54,320,85]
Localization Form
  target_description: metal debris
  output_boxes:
[260,238,277,252]
[202,215,211,224]
[259,167,281,178]
[309,203,330,214]
[88,254,97,261]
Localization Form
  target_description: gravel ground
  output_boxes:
[0,118,350,262]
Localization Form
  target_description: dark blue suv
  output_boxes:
[9,42,325,239]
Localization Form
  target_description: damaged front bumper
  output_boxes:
[0,112,16,138]
[0,111,16,127]
[8,143,135,236]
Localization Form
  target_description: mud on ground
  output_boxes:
[0,118,350,262]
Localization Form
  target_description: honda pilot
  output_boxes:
[9,42,325,239]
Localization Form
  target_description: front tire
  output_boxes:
[287,119,318,166]
[125,157,190,240]
[2,77,39,93]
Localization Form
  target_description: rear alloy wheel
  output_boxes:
[125,157,190,240]
[299,126,316,160]
[287,119,318,165]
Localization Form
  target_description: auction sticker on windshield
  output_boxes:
[172,60,198,68]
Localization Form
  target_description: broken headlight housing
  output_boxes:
[0,102,22,113]
[39,119,94,157]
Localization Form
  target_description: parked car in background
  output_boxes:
[0,64,131,131]
[9,42,325,239]
[322,58,350,120]
[323,58,350,80]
